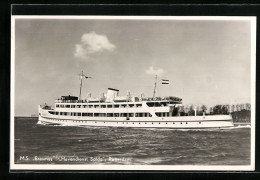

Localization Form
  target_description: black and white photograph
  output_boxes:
[10,16,256,171]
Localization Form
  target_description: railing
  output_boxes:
[55,97,182,104]
[41,105,53,110]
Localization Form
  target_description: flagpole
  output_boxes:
[153,75,157,99]
[79,70,83,101]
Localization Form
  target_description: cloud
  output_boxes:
[74,31,116,60]
[146,66,165,76]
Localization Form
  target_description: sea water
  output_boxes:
[14,117,251,165]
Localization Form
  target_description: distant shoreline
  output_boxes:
[233,122,251,125]
[14,116,38,119]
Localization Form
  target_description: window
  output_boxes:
[83,105,88,108]
[99,113,106,117]
[136,104,142,108]
[101,105,106,108]
[94,105,99,108]
[65,105,70,108]
[107,113,113,117]
[114,113,119,117]
[56,104,60,108]
[147,102,154,107]
[155,112,161,117]
[121,104,127,108]
[114,104,119,108]
[71,105,76,108]
[146,102,160,107]
[129,104,134,108]
[60,104,64,108]
[107,104,113,108]
[77,105,81,108]
[120,113,128,117]
[49,111,55,115]
[161,102,168,106]
[89,105,93,108]
[138,113,143,117]
[155,112,167,117]
[129,113,134,117]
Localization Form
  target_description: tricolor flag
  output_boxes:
[81,75,92,79]
[162,79,169,84]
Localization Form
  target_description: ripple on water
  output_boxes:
[14,117,251,165]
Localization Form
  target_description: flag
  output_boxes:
[84,76,92,79]
[80,75,92,79]
[162,79,169,84]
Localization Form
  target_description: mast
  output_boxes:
[79,71,92,101]
[79,71,83,101]
[153,75,157,99]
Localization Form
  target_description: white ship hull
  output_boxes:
[38,108,233,129]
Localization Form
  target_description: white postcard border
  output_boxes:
[10,15,256,171]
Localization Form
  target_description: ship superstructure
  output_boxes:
[38,72,233,129]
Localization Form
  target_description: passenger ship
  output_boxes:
[38,72,234,129]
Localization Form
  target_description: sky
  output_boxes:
[13,17,253,116]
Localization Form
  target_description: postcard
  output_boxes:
[10,15,256,171]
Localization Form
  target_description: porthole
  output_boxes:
[186,122,188,124]
[139,122,140,124]
[152,123,153,124]
[199,122,201,124]
[159,123,160,124]
[133,122,134,124]
[173,122,175,124]
[181,122,182,124]
[166,122,167,124]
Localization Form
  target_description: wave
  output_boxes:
[37,122,251,132]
